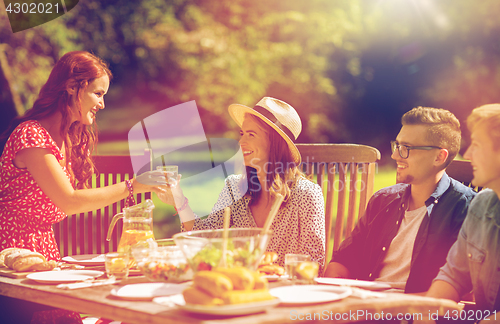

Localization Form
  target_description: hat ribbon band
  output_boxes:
[253,105,295,141]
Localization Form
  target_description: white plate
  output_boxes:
[269,285,351,305]
[314,278,391,291]
[154,294,280,316]
[110,282,190,300]
[262,274,289,282]
[62,254,105,266]
[27,270,104,284]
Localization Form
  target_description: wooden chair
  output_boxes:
[296,144,381,267]
[53,150,152,257]
[446,159,481,192]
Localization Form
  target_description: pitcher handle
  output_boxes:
[106,212,124,241]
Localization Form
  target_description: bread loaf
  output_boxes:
[193,271,233,298]
[0,247,56,272]
[182,287,224,306]
[12,252,46,272]
[258,264,285,276]
[259,251,278,265]
[4,249,33,268]
[213,267,255,290]
[0,247,24,267]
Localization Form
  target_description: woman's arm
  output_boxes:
[157,175,242,232]
[16,147,165,215]
[297,183,326,273]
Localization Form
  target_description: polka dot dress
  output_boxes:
[0,120,70,261]
[185,174,326,272]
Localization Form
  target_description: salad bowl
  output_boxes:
[134,239,193,283]
[173,228,272,272]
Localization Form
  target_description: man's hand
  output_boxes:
[323,262,351,278]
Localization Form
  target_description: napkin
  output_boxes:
[56,278,116,290]
[350,287,387,299]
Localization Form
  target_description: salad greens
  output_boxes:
[190,240,262,271]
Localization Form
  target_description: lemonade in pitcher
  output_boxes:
[117,229,155,253]
[107,199,156,256]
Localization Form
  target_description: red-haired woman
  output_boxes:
[0,51,166,262]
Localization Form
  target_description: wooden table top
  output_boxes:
[0,274,460,324]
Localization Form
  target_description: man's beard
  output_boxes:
[396,171,413,184]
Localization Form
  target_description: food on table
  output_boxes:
[136,243,193,283]
[139,258,191,282]
[257,251,285,276]
[252,272,268,290]
[258,264,285,276]
[213,267,254,290]
[221,289,275,305]
[0,247,23,266]
[259,251,278,265]
[189,242,262,272]
[0,247,57,272]
[183,268,274,306]
[193,271,233,297]
[182,287,224,306]
[173,228,271,273]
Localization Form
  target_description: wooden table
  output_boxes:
[0,275,461,324]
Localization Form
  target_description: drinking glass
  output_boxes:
[156,165,178,184]
[105,252,130,280]
[285,254,315,283]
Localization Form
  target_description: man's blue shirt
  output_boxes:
[332,172,477,293]
[436,189,500,311]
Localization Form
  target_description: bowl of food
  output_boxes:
[135,239,193,283]
[172,228,272,273]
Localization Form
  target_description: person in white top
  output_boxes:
[157,97,326,271]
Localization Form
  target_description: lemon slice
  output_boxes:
[110,258,127,271]
[295,261,319,280]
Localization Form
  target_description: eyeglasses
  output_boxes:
[390,141,442,159]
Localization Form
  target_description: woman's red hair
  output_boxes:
[1,51,112,188]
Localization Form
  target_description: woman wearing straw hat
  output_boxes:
[158,97,325,271]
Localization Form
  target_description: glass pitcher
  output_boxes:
[106,199,156,254]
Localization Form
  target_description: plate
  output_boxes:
[314,278,391,291]
[62,254,105,266]
[154,294,280,316]
[27,270,104,284]
[110,282,190,300]
[269,285,351,305]
[262,274,289,282]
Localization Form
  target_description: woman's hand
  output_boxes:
[156,173,186,208]
[133,170,168,195]
[135,170,167,186]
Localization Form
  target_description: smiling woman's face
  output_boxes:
[70,75,109,125]
[239,116,270,171]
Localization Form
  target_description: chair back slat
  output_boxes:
[334,162,348,252]
[296,144,381,269]
[323,163,336,260]
[446,159,482,192]
[53,149,152,257]
[346,163,358,237]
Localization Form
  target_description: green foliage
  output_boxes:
[3,0,500,150]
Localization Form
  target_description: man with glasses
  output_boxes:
[324,107,477,293]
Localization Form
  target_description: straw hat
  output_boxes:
[228,97,302,164]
